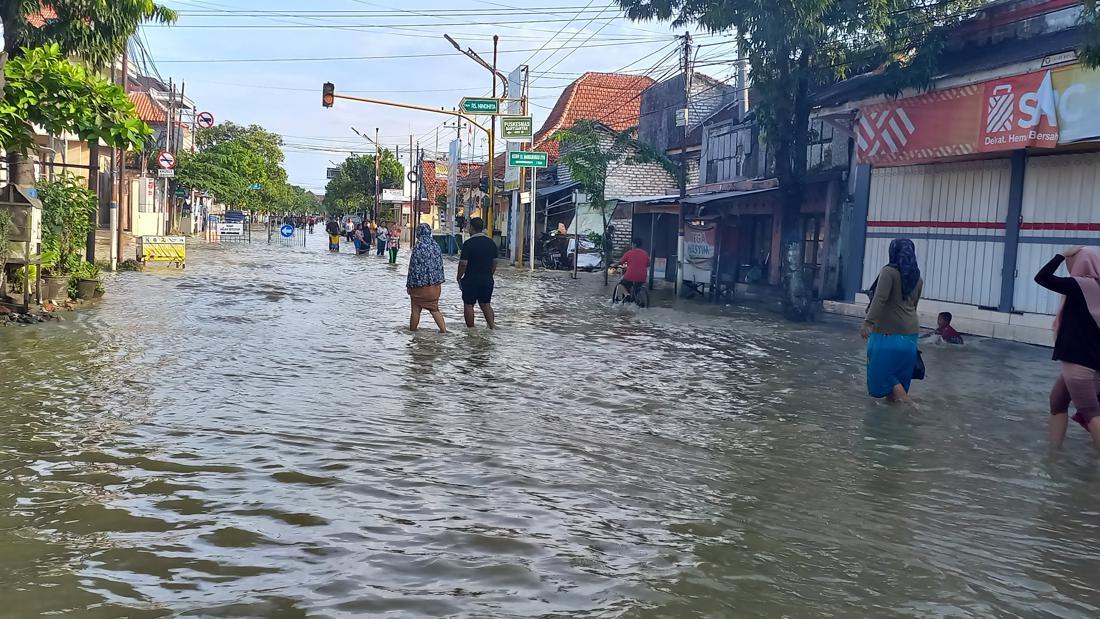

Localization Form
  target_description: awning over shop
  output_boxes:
[615,194,680,215]
[682,187,778,205]
[536,180,579,198]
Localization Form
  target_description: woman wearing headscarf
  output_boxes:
[861,238,924,404]
[1035,246,1100,451]
[407,223,447,333]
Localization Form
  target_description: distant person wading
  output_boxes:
[862,238,924,406]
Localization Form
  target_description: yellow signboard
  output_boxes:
[138,236,186,266]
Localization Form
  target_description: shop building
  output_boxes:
[817,0,1100,345]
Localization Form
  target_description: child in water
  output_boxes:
[922,311,964,345]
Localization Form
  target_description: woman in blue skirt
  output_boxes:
[861,238,924,405]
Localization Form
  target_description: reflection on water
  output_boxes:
[1,233,1099,617]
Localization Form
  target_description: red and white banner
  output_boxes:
[857,70,1058,165]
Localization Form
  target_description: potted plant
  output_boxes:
[69,261,102,300]
[38,174,97,301]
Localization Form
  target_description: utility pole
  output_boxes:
[409,134,413,231]
[164,78,174,236]
[374,127,381,223]
[675,31,692,297]
[115,42,129,268]
[488,34,498,241]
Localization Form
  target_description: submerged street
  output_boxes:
[1,235,1098,617]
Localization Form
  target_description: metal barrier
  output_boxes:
[204,215,251,243]
[268,222,308,248]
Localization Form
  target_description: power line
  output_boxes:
[152,39,678,63]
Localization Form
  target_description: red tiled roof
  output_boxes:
[27,5,57,27]
[532,72,655,161]
[129,92,166,123]
[421,160,447,202]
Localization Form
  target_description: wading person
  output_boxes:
[388,223,401,264]
[407,223,447,333]
[861,238,923,405]
[345,217,356,243]
[354,224,370,255]
[325,218,341,252]
[1035,246,1100,451]
[376,222,389,257]
[458,217,498,329]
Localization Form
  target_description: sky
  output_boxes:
[139,0,739,193]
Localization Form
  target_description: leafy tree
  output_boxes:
[2,0,176,68]
[323,151,404,220]
[555,119,676,285]
[176,123,290,212]
[616,0,987,319]
[1,1,175,185]
[1,45,150,152]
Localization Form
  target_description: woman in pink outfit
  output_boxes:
[1035,246,1100,451]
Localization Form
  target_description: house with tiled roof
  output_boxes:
[473,72,658,263]
[534,72,655,162]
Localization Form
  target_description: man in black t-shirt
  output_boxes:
[458,217,498,329]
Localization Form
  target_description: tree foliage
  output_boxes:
[322,151,404,217]
[555,119,675,222]
[617,0,986,318]
[2,0,177,67]
[0,44,151,152]
[555,119,676,284]
[37,173,97,275]
[175,122,290,212]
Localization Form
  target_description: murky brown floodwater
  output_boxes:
[1,231,1099,617]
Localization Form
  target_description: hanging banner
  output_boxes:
[683,221,717,284]
[1051,65,1100,144]
[857,69,1059,165]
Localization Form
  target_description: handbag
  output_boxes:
[913,350,926,380]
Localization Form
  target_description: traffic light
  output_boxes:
[322,82,335,108]
[479,176,489,192]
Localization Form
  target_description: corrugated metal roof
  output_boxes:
[536,180,579,198]
[682,187,778,204]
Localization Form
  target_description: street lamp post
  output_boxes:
[443,34,507,240]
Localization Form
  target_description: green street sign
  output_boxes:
[174,187,187,198]
[501,116,533,141]
[461,97,500,114]
[508,150,548,168]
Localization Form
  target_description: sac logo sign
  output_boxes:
[856,68,1063,165]
[980,71,1058,148]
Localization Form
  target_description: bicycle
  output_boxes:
[611,278,649,308]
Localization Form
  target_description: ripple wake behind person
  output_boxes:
[1035,245,1100,451]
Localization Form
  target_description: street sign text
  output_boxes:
[501,116,533,141]
[461,97,499,114]
[508,150,548,168]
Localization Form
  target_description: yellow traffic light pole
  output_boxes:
[326,91,494,238]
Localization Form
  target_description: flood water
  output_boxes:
[2,231,1100,618]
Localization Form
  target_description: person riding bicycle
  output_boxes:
[613,237,650,296]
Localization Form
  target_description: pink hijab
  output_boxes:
[1054,247,1100,334]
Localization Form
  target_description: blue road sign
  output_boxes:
[279,224,294,238]
[249,183,263,190]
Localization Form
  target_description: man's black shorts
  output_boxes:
[462,279,494,305]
